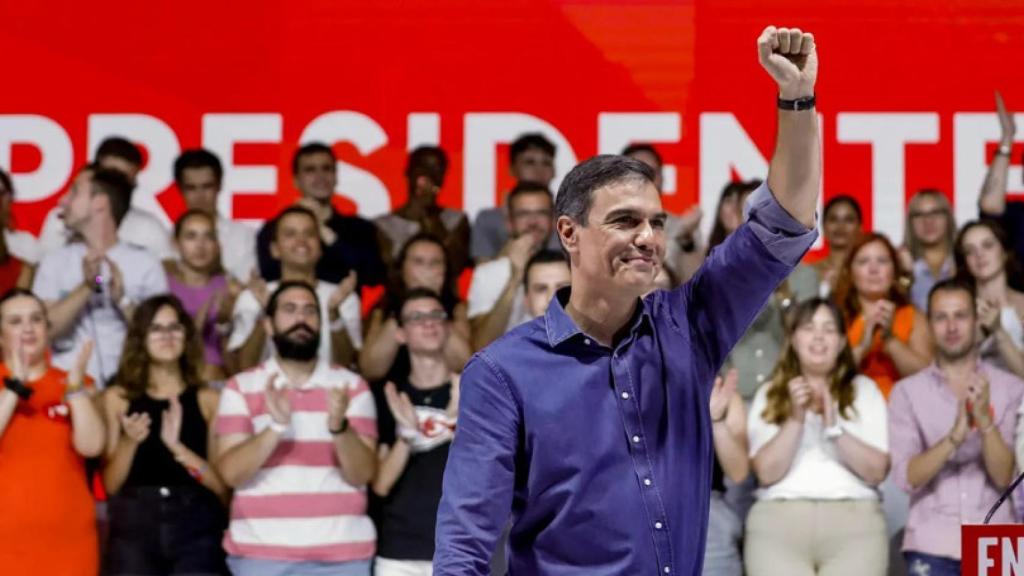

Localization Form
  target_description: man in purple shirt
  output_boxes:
[434,26,821,575]
[889,278,1024,576]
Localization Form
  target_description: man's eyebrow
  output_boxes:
[603,208,668,222]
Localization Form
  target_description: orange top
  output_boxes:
[0,364,97,576]
[848,305,916,400]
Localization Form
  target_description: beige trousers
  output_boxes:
[744,499,888,576]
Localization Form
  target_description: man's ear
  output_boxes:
[556,216,578,255]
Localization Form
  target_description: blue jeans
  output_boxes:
[227,556,371,576]
[904,551,960,576]
[702,492,743,576]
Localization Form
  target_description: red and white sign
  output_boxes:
[963,524,1024,576]
[2,0,1023,258]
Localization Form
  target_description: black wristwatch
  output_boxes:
[329,417,350,435]
[3,377,32,400]
[777,95,816,111]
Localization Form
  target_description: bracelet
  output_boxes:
[980,420,997,435]
[397,424,420,442]
[3,377,32,400]
[329,417,350,435]
[997,143,1013,156]
[64,388,89,402]
[777,94,816,111]
[268,420,290,435]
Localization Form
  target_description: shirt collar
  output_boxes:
[543,286,653,349]
[264,356,333,390]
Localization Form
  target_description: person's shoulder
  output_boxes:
[980,362,1024,392]
[470,317,547,375]
[851,375,886,403]
[890,366,935,399]
[111,241,162,265]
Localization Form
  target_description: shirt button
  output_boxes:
[632,435,640,444]
[755,348,764,358]
[644,478,652,486]
[621,392,630,400]
[584,338,591,345]
[664,567,671,574]
[655,521,663,529]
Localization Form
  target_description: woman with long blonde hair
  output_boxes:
[745,298,890,576]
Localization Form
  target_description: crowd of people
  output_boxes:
[0,90,1022,576]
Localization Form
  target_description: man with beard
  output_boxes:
[889,278,1024,575]
[466,181,554,351]
[215,281,378,576]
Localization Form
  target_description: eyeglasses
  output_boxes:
[148,322,186,337]
[401,310,448,326]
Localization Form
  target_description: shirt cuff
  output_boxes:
[743,182,819,267]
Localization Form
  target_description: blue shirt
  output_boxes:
[434,184,818,575]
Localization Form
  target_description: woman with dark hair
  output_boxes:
[0,288,104,576]
[746,298,890,576]
[954,220,1024,377]
[359,233,471,381]
[101,294,228,576]
[813,195,864,296]
[0,169,36,292]
[834,232,932,398]
[167,209,239,382]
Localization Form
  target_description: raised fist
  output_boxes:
[757,26,818,100]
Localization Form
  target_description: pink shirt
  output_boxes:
[888,361,1024,559]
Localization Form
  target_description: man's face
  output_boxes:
[97,155,140,185]
[909,195,949,248]
[560,179,665,298]
[397,297,449,355]
[929,290,976,361]
[510,148,555,187]
[267,287,321,361]
[271,213,322,272]
[508,192,553,248]
[58,170,97,233]
[179,167,220,214]
[402,240,446,294]
[294,151,337,202]
[524,261,571,318]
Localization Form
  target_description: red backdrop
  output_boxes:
[2,0,1023,256]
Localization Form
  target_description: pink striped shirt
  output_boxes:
[216,358,377,563]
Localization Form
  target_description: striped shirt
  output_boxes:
[216,358,378,563]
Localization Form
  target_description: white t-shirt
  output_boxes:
[39,206,174,260]
[4,229,42,264]
[466,256,529,331]
[227,280,362,365]
[747,375,888,501]
[32,242,169,385]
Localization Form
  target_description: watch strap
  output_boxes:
[778,95,816,111]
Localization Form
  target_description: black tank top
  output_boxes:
[123,386,209,488]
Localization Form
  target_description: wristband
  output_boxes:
[824,424,844,440]
[397,424,420,442]
[3,377,32,400]
[64,388,89,402]
[777,95,816,111]
[329,417,350,435]
[268,420,290,435]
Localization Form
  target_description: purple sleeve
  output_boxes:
[888,381,924,494]
[744,182,819,267]
[667,183,818,380]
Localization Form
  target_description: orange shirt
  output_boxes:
[0,364,97,576]
[848,305,916,400]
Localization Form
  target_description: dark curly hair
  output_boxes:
[113,295,205,400]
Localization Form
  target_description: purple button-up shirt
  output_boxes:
[889,361,1024,560]
[434,184,817,575]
